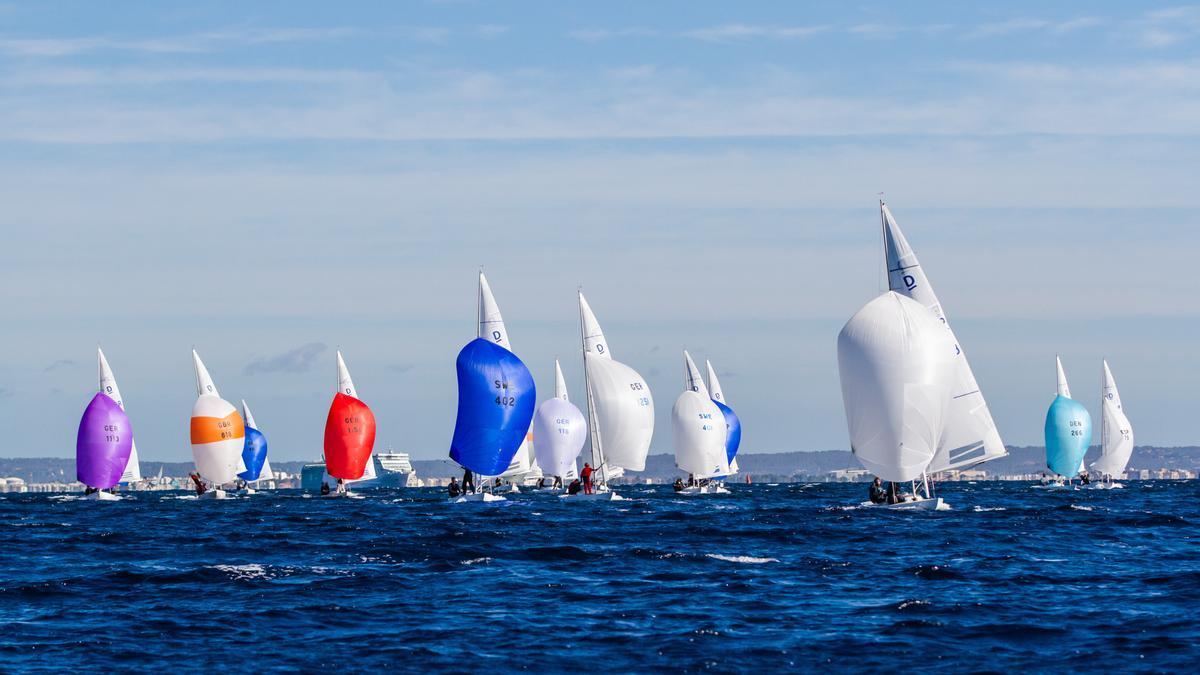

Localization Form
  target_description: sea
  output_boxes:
[0,481,1196,673]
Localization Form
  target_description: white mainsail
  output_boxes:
[1056,356,1072,398]
[98,348,142,483]
[190,350,246,485]
[1092,360,1134,479]
[579,292,654,476]
[478,270,509,348]
[554,359,569,401]
[705,359,725,404]
[837,292,957,482]
[881,203,1007,473]
[673,351,730,479]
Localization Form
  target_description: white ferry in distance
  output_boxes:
[301,449,419,492]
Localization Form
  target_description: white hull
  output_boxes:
[452,492,507,503]
[324,490,364,499]
[559,490,625,501]
[84,491,122,502]
[677,483,730,495]
[1031,483,1072,490]
[199,489,229,500]
[1086,482,1124,490]
[862,497,949,511]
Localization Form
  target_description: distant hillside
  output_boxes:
[2,446,1197,483]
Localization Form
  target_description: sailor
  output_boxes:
[553,475,562,490]
[580,463,595,495]
[885,481,902,505]
[567,478,582,495]
[673,478,685,492]
[84,486,97,496]
[462,468,475,494]
[320,481,331,496]
[447,477,461,498]
[687,473,695,487]
[336,478,346,494]
[1080,472,1091,485]
[190,472,207,496]
[869,477,887,504]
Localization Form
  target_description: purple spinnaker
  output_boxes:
[76,392,133,489]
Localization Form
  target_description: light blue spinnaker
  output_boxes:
[1044,358,1091,476]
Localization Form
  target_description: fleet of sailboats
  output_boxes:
[55,201,1152,505]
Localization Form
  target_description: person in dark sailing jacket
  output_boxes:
[869,477,887,504]
[448,477,461,498]
[462,468,475,494]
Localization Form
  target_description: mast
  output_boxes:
[579,290,606,485]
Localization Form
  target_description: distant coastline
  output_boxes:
[2,446,1196,487]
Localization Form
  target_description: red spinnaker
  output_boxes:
[323,392,376,479]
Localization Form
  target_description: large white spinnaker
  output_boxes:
[579,292,654,478]
[98,348,142,483]
[189,350,246,486]
[533,359,588,479]
[837,292,956,482]
[1091,360,1134,479]
[673,351,729,479]
[881,203,1007,472]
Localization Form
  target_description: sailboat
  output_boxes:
[1090,360,1133,488]
[837,292,956,510]
[1043,357,1092,485]
[98,348,141,488]
[237,400,269,494]
[532,360,587,491]
[567,291,655,501]
[189,350,246,499]
[77,350,135,501]
[449,272,537,502]
[881,203,1008,478]
[706,359,742,478]
[322,351,376,497]
[673,351,730,495]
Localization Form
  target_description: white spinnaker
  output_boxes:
[585,352,654,472]
[882,203,1006,472]
[478,271,509,348]
[684,350,707,395]
[1092,360,1134,478]
[672,389,730,479]
[837,292,957,482]
[533,396,588,478]
[99,348,142,483]
[191,351,246,483]
[554,359,569,401]
[706,360,726,403]
[1056,356,1072,398]
[337,351,358,398]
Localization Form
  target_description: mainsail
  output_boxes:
[76,388,133,490]
[238,399,269,482]
[324,351,376,480]
[1044,357,1092,477]
[673,351,730,479]
[881,203,1007,472]
[1091,360,1133,479]
[98,348,141,483]
[450,273,536,477]
[837,292,957,482]
[706,359,742,470]
[579,291,654,476]
[533,359,588,479]
[190,350,246,485]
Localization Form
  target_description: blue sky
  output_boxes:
[1,2,1199,462]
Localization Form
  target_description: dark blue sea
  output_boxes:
[1,481,1197,672]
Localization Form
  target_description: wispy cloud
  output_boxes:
[0,27,359,57]
[244,342,327,375]
[389,363,415,373]
[43,359,76,372]
[569,24,827,43]
[1132,6,1200,48]
[966,16,1103,38]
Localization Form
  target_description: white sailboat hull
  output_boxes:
[677,483,730,495]
[198,488,229,500]
[559,490,625,501]
[861,496,949,511]
[84,491,122,502]
[452,492,507,503]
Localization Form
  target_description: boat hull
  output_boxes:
[559,491,625,501]
[676,484,730,495]
[452,492,506,503]
[84,491,122,502]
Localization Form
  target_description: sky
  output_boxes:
[1,1,1199,463]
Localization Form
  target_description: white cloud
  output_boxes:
[1131,6,1200,48]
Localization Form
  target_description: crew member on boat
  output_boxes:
[447,477,461,498]
[462,468,475,494]
[869,477,887,504]
[581,463,595,495]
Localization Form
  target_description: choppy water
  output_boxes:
[1,481,1197,672]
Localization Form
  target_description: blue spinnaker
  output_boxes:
[1044,395,1091,476]
[238,426,269,481]
[713,399,742,466]
[450,338,536,476]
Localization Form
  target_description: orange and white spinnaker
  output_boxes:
[189,350,246,485]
